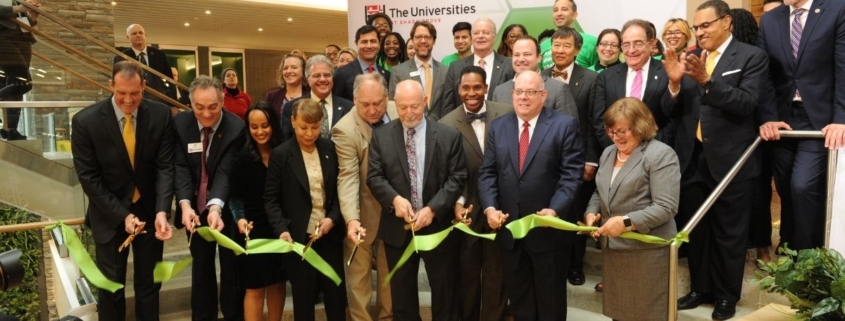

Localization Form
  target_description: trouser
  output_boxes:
[458,228,507,321]
[344,236,392,321]
[0,29,33,129]
[188,212,244,321]
[501,240,571,321]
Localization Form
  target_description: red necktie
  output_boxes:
[367,66,374,74]
[197,127,211,214]
[519,121,529,173]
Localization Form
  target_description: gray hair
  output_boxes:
[305,55,334,79]
[189,75,223,103]
[353,73,388,99]
[126,24,143,35]
[474,17,498,35]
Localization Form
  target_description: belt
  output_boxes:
[792,101,804,108]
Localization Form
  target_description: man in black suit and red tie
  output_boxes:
[333,25,391,101]
[113,24,176,102]
[72,61,174,321]
[367,80,467,320]
[479,70,583,321]
[173,75,246,321]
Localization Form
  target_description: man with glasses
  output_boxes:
[593,19,676,150]
[664,1,768,319]
[367,12,393,39]
[479,70,583,320]
[540,0,597,70]
[325,44,341,68]
[388,21,449,120]
[334,25,390,101]
[443,18,515,115]
[281,55,353,140]
[441,22,473,67]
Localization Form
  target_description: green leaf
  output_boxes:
[811,297,839,317]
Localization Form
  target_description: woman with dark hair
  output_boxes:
[265,54,309,117]
[594,28,622,73]
[376,32,408,72]
[221,68,252,119]
[730,8,759,46]
[229,101,286,321]
[496,24,527,57]
[265,99,346,321]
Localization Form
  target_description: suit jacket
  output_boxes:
[388,59,449,120]
[438,101,513,231]
[0,4,36,35]
[542,65,601,164]
[585,140,680,250]
[332,104,399,245]
[674,39,767,182]
[594,58,677,148]
[172,110,245,228]
[279,95,353,141]
[72,98,174,244]
[166,84,191,106]
[113,46,176,100]
[333,59,391,101]
[758,0,845,129]
[366,119,467,248]
[442,53,515,114]
[264,138,343,243]
[491,75,579,121]
[478,108,584,251]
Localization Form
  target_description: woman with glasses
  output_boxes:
[265,54,308,117]
[585,97,680,321]
[662,18,693,56]
[376,32,408,72]
[496,24,527,57]
[594,28,622,73]
[336,47,357,69]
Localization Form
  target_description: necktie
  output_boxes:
[406,128,420,211]
[478,58,486,69]
[791,8,806,98]
[367,65,374,74]
[123,114,141,203]
[320,100,330,138]
[422,62,433,106]
[630,69,643,100]
[519,121,529,173]
[197,127,212,214]
[466,111,487,123]
[138,52,147,66]
[552,69,569,82]
[698,51,720,141]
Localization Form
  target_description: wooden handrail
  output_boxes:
[32,51,112,93]
[0,218,84,233]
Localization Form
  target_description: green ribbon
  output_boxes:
[196,227,246,255]
[153,257,192,283]
[45,222,124,293]
[247,238,342,286]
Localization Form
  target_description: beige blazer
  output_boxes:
[586,139,681,250]
[331,102,398,243]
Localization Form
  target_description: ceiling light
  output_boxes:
[287,17,293,22]
[205,10,211,14]
[258,28,263,32]
[111,1,116,5]
[184,22,190,27]
[56,77,62,80]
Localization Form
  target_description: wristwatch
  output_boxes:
[622,215,633,232]
[702,79,715,91]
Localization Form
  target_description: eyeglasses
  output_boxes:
[309,73,332,80]
[472,30,492,36]
[413,35,433,42]
[507,33,523,40]
[599,42,620,49]
[373,23,389,29]
[621,41,647,50]
[325,51,339,57]
[512,89,545,97]
[663,30,685,37]
[692,16,725,32]
[606,127,632,137]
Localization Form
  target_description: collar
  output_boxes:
[111,96,138,121]
[517,112,540,128]
[310,92,333,106]
[791,0,813,14]
[463,102,487,115]
[627,56,652,75]
[554,62,576,82]
[414,56,433,69]
[708,34,733,57]
[196,112,223,133]
[474,51,494,65]
[132,47,148,58]
[403,115,427,133]
[358,57,376,73]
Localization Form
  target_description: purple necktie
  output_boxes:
[197,127,211,214]
[406,128,420,211]
[791,8,806,98]
[630,69,643,100]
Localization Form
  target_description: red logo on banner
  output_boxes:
[365,5,383,15]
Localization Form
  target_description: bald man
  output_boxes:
[113,24,176,102]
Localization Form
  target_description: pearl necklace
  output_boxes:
[616,151,629,163]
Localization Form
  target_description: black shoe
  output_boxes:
[712,300,736,320]
[0,129,7,140]
[677,291,713,310]
[6,129,25,140]
[567,269,585,286]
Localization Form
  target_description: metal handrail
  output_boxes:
[0,218,84,234]
[667,130,833,320]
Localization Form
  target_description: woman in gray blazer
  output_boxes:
[585,97,680,321]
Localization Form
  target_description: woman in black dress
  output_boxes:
[229,101,286,321]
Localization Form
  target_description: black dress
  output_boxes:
[229,150,286,289]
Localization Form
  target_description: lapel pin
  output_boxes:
[815,8,820,13]
[325,154,329,159]
[575,82,580,86]
[654,75,658,80]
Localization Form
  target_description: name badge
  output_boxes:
[188,143,203,153]
[409,71,421,77]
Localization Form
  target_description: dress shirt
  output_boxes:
[178,114,225,209]
[464,103,487,151]
[517,113,540,143]
[311,92,334,127]
[358,57,377,74]
[414,56,435,93]
[131,47,149,66]
[473,51,495,86]
[553,62,576,84]
[303,148,326,233]
[625,58,651,98]
[111,97,137,134]
[403,117,427,209]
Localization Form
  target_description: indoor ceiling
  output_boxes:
[112,0,350,52]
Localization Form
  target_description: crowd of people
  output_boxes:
[43,0,845,320]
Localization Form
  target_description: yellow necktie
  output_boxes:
[697,51,720,142]
[123,114,141,203]
[423,62,433,107]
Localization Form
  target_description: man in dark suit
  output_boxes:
[665,2,768,319]
[758,0,845,251]
[113,24,176,102]
[443,18,515,114]
[491,36,578,119]
[594,19,677,149]
[367,80,467,320]
[333,25,390,101]
[280,55,353,141]
[541,26,600,286]
[166,67,191,107]
[71,61,174,321]
[388,21,449,120]
[173,75,246,321]
[439,66,511,321]
[0,1,38,140]
[479,70,584,320]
